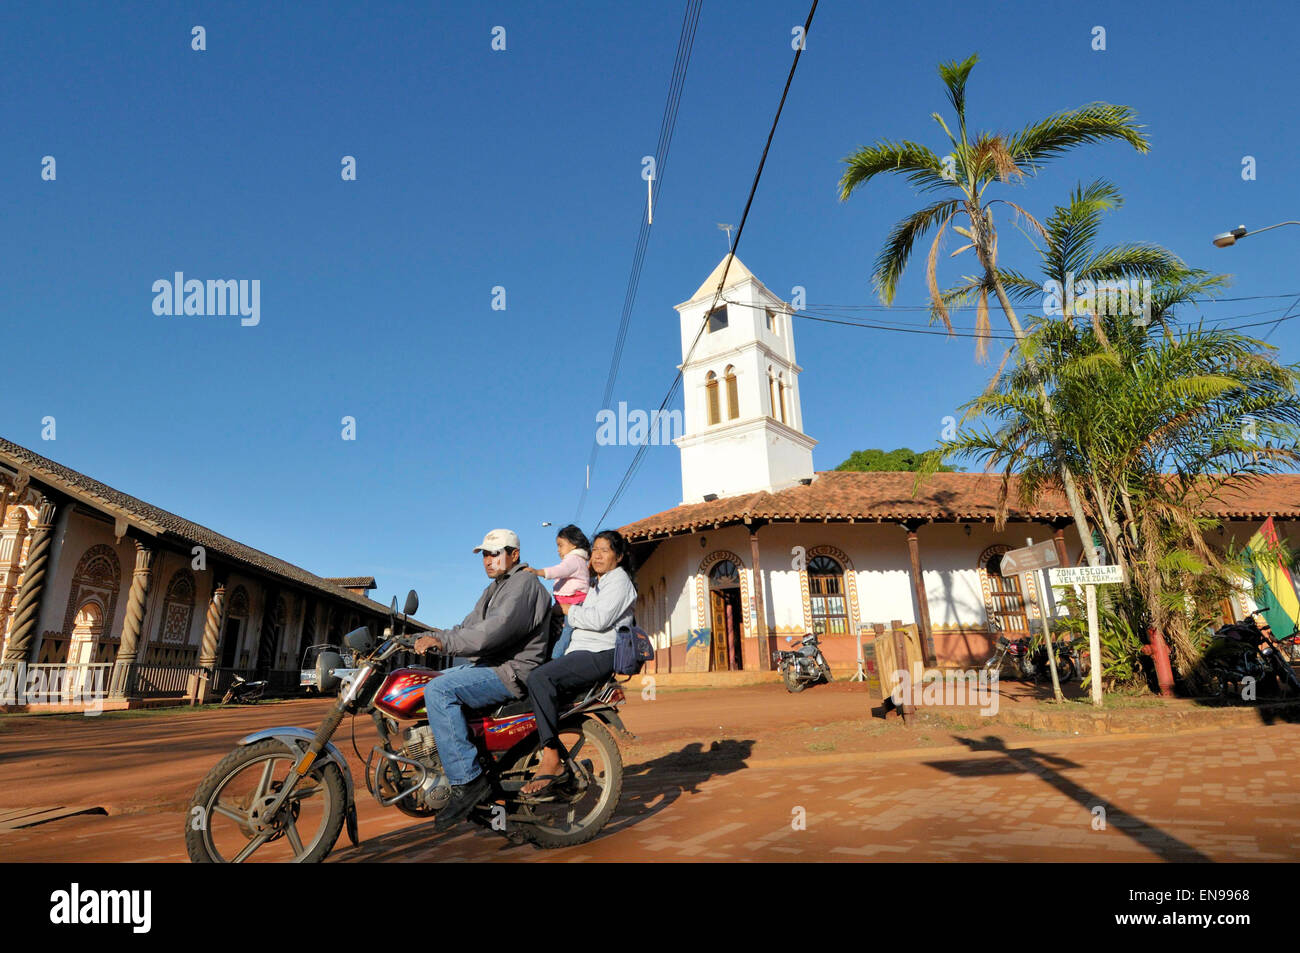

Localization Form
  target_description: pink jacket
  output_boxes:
[541,549,590,599]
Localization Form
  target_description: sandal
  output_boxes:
[520,768,570,798]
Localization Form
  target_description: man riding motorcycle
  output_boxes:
[413,528,552,831]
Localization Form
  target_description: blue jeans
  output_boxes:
[424,664,514,785]
[551,621,573,660]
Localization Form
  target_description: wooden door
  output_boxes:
[710,590,729,671]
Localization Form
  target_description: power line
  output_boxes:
[574,0,704,525]
[593,0,820,529]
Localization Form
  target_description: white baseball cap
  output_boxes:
[473,528,520,554]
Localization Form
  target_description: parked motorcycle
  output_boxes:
[1198,613,1300,701]
[983,634,1077,683]
[186,591,628,862]
[774,632,833,693]
[221,674,267,705]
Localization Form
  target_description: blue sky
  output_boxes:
[3,0,1297,623]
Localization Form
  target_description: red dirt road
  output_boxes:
[1,683,1297,862]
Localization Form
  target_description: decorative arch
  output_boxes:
[61,544,123,640]
[693,550,752,633]
[976,543,1037,630]
[799,545,861,636]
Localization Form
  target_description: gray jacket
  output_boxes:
[435,564,553,697]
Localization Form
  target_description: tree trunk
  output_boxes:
[981,253,1101,568]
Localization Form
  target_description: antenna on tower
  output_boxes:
[717,223,736,251]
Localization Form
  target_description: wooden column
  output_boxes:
[110,541,154,697]
[902,521,935,666]
[2,500,58,664]
[1051,520,1072,568]
[747,521,769,671]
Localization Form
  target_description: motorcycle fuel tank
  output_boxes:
[374,668,440,719]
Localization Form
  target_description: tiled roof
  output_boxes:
[324,576,377,590]
[619,470,1300,541]
[0,436,396,617]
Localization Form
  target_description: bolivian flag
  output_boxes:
[1245,517,1300,636]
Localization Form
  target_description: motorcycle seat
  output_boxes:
[471,678,615,721]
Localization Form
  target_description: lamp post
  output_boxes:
[1212,221,1300,248]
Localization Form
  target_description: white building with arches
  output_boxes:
[621,256,1300,673]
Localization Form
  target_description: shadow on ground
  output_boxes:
[332,738,755,860]
[926,734,1212,862]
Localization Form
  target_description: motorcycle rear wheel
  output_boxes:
[185,739,346,863]
[513,718,623,849]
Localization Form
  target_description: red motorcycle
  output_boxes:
[185,591,628,862]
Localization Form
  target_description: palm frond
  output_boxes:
[1008,103,1150,173]
[872,199,965,304]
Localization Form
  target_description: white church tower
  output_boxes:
[673,255,816,503]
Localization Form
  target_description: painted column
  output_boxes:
[747,522,769,671]
[903,521,935,666]
[2,500,58,664]
[195,574,227,703]
[110,541,154,697]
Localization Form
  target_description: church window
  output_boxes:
[706,372,720,425]
[778,375,788,424]
[765,309,776,332]
[707,306,729,333]
[808,555,849,635]
[724,366,739,420]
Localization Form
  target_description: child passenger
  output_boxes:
[526,524,590,659]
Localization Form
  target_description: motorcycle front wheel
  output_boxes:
[185,739,346,863]
[512,718,623,849]
[783,666,807,693]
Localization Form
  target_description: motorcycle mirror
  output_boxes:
[390,596,399,616]
[316,650,343,693]
[403,590,419,617]
[344,625,375,654]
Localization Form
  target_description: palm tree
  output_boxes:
[943,179,1230,560]
[947,312,1300,680]
[838,53,1150,567]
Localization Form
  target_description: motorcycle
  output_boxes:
[1198,613,1300,701]
[983,633,1077,683]
[773,632,833,693]
[186,591,629,863]
[221,674,267,705]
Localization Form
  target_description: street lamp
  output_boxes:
[1212,221,1300,248]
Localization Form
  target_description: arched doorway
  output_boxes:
[59,544,122,663]
[707,558,744,671]
[980,547,1030,636]
[220,586,249,669]
[65,601,103,693]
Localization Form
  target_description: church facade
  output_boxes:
[620,256,1300,674]
[0,437,401,708]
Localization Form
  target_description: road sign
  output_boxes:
[1049,565,1124,586]
[998,540,1061,575]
